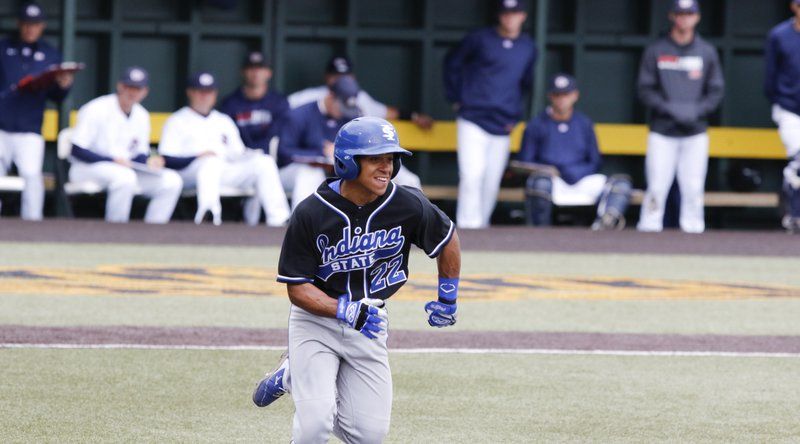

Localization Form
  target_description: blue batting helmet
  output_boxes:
[333,117,412,180]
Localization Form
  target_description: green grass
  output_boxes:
[1,349,798,443]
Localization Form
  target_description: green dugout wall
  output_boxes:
[0,0,793,125]
[0,0,794,225]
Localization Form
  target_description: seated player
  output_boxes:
[219,51,290,225]
[288,55,425,188]
[158,71,290,226]
[69,67,182,223]
[518,74,631,229]
[277,75,361,209]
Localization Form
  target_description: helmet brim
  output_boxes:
[345,144,412,157]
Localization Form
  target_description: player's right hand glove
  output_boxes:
[425,277,458,328]
[336,295,388,340]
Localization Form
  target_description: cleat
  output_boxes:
[252,351,289,407]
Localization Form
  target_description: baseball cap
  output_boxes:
[548,74,578,94]
[330,75,362,119]
[187,71,217,90]
[119,66,149,88]
[671,0,700,14]
[498,0,526,13]
[326,56,353,75]
[243,51,269,68]
[19,2,46,22]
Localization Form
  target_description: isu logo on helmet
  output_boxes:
[382,124,396,141]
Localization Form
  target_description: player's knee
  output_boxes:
[356,422,391,444]
[161,170,183,192]
[110,168,137,191]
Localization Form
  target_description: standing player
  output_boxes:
[636,0,724,233]
[520,74,632,229]
[0,2,75,220]
[219,51,291,225]
[289,55,427,189]
[765,0,800,233]
[69,67,182,223]
[158,71,290,226]
[253,117,460,443]
[444,0,537,229]
[277,76,360,209]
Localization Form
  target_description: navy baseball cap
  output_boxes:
[499,0,526,12]
[19,2,46,22]
[326,56,353,75]
[243,51,269,68]
[548,74,578,94]
[187,71,217,90]
[671,0,700,13]
[330,75,361,118]
[119,66,149,88]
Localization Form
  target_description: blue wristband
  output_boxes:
[437,277,459,304]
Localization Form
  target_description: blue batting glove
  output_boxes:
[337,295,388,339]
[425,277,458,328]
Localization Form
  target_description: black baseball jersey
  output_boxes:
[277,179,454,301]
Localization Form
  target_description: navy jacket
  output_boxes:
[518,109,601,185]
[277,102,346,168]
[764,19,800,116]
[443,27,537,135]
[0,36,70,134]
[219,88,290,151]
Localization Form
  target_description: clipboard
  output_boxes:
[508,160,560,178]
[16,62,86,92]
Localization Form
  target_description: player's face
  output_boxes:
[243,66,272,87]
[498,11,527,34]
[792,2,800,19]
[356,154,394,197]
[548,91,579,114]
[187,88,218,115]
[670,12,700,32]
[18,21,45,44]
[116,83,149,109]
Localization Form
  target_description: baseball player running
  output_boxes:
[636,0,724,233]
[252,117,460,444]
[0,2,75,220]
[765,0,800,233]
[69,67,182,223]
[219,51,290,225]
[288,55,426,189]
[158,71,290,226]
[519,74,632,229]
[444,0,538,229]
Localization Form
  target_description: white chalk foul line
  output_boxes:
[1,343,800,358]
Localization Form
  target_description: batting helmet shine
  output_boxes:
[333,117,411,180]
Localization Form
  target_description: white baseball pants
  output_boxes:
[279,163,327,210]
[393,165,422,189]
[288,305,392,444]
[69,161,182,223]
[0,130,45,220]
[553,174,607,206]
[179,154,290,226]
[637,132,709,233]
[772,104,800,157]
[455,118,510,229]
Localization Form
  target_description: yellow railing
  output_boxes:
[42,110,787,160]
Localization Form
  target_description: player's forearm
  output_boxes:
[436,230,461,279]
[287,283,338,318]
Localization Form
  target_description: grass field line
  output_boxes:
[3,342,800,358]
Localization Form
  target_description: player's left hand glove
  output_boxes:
[337,295,388,340]
[425,277,458,328]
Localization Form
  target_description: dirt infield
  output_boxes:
[2,325,799,354]
[0,218,798,256]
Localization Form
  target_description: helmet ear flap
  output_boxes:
[390,154,402,179]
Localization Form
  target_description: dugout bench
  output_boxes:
[0,110,784,224]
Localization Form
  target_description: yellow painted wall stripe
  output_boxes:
[42,110,787,159]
